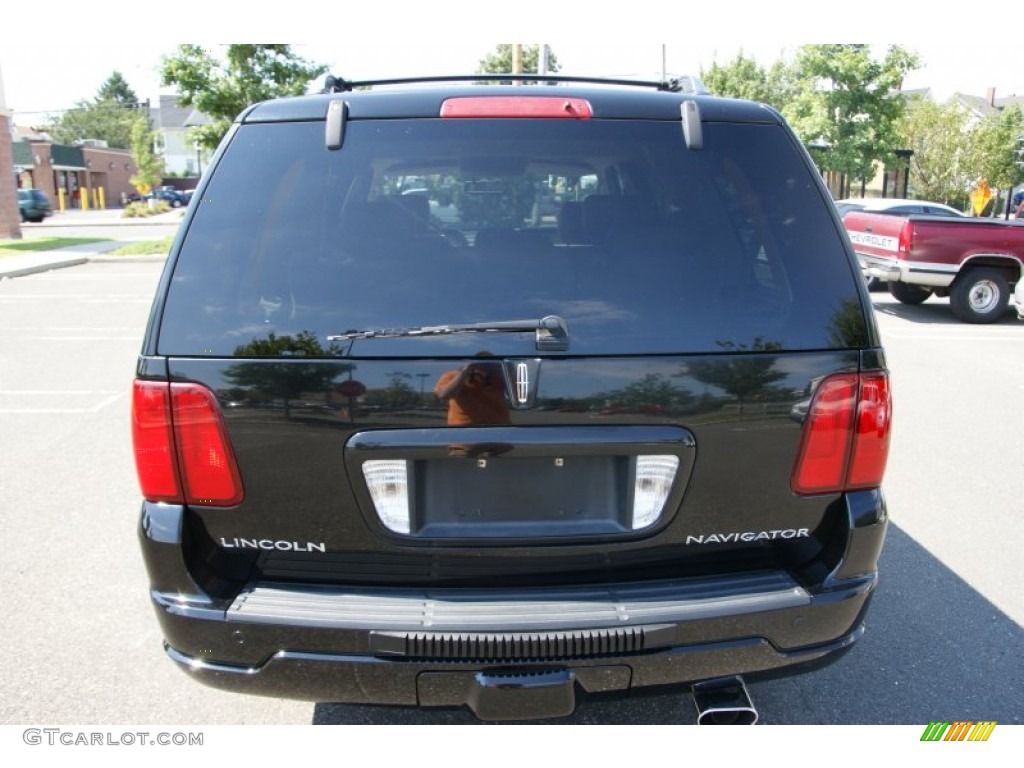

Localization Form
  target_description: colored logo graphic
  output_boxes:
[920,721,996,742]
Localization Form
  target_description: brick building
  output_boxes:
[12,139,138,209]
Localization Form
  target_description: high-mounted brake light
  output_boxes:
[791,372,891,495]
[440,96,592,119]
[132,380,244,507]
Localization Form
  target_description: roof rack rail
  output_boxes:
[321,73,709,95]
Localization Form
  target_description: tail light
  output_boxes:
[897,221,912,258]
[791,372,891,495]
[132,380,244,506]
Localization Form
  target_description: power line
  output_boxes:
[13,101,153,118]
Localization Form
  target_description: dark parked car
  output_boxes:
[149,186,189,208]
[125,187,189,208]
[17,188,52,222]
[134,75,892,722]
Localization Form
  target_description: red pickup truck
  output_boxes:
[844,210,1024,323]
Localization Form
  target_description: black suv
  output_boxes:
[134,75,891,722]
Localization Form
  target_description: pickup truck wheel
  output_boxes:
[887,282,931,305]
[951,268,1009,323]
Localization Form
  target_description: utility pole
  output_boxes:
[512,44,523,77]
[539,44,549,77]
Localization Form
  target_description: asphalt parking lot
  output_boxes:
[0,262,1020,726]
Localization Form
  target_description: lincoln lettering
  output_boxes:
[686,529,810,545]
[219,538,326,553]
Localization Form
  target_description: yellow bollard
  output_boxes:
[98,187,105,210]
[57,188,64,212]
[81,188,90,211]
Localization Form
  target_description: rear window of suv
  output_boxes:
[158,117,866,357]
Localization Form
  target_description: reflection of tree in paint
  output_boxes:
[826,299,869,349]
[686,338,786,415]
[362,372,420,411]
[596,373,695,414]
[224,331,347,418]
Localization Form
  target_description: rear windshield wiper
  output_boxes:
[328,315,569,352]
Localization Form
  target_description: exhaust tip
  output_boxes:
[692,676,758,725]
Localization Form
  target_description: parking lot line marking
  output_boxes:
[881,331,1024,341]
[0,390,120,395]
[15,336,141,341]
[0,295,148,299]
[0,391,125,414]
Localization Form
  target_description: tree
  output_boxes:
[897,96,1024,211]
[700,52,793,111]
[785,45,920,187]
[897,95,975,205]
[96,71,141,107]
[223,331,344,419]
[686,338,787,415]
[363,372,419,411]
[476,45,560,78]
[161,45,326,150]
[129,116,164,195]
[48,71,146,149]
[973,104,1024,202]
[596,373,694,414]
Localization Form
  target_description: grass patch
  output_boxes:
[0,236,111,255]
[106,236,175,256]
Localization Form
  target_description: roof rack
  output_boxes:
[321,74,708,96]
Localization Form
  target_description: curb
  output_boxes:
[89,254,168,264]
[0,253,167,279]
[0,257,89,279]
[34,218,183,228]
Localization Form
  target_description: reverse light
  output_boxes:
[440,96,593,119]
[791,372,891,495]
[131,380,244,506]
[362,460,411,534]
[631,455,680,530]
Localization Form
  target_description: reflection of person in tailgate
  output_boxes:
[434,352,510,426]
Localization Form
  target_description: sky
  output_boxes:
[1,5,1021,122]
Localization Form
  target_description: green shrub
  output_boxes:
[121,200,172,218]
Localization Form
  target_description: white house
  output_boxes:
[151,95,213,176]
